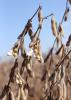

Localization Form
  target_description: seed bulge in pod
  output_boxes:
[58,24,64,36]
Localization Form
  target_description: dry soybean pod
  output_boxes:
[51,15,58,37]
[38,5,43,22]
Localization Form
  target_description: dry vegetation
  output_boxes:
[0,52,71,100]
[0,0,71,100]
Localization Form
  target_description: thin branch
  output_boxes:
[55,49,71,71]
[43,13,53,20]
[44,38,56,63]
[18,6,40,39]
[30,6,40,21]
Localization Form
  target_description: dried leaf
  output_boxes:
[7,41,19,58]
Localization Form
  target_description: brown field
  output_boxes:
[0,54,71,100]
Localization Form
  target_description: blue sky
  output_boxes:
[0,0,71,58]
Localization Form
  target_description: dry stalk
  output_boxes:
[18,6,40,39]
[1,1,71,100]
[42,49,71,100]
[1,88,16,100]
[44,47,53,63]
[56,44,65,58]
[29,26,44,63]
[20,52,34,78]
[60,0,69,24]
[15,69,28,100]
[0,59,18,99]
[56,63,66,100]
[58,79,66,100]
[66,34,71,46]
[0,85,10,99]
[8,59,18,85]
[54,49,71,72]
